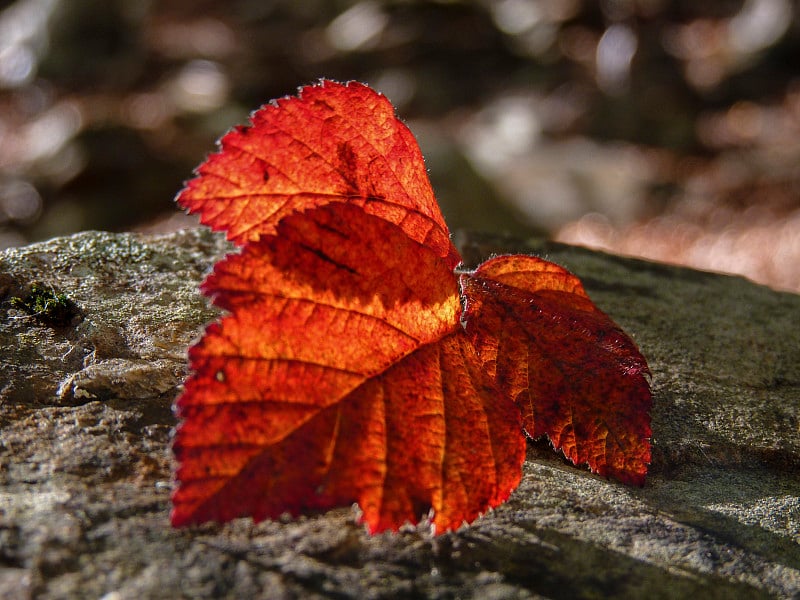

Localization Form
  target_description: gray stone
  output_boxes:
[1,228,798,599]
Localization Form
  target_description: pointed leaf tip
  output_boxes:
[176,79,460,268]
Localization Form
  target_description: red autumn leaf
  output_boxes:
[171,80,651,533]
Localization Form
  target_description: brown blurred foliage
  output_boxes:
[1,0,799,291]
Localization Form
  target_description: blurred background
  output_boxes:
[1,0,799,292]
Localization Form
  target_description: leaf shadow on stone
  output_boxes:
[645,389,800,572]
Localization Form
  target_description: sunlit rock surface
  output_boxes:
[1,229,797,599]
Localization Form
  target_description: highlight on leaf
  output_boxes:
[171,79,652,534]
[177,80,459,268]
[172,203,525,533]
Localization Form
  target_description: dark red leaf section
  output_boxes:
[461,255,652,485]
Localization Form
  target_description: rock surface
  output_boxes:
[1,228,798,599]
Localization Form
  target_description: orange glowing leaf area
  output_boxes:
[172,80,651,534]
